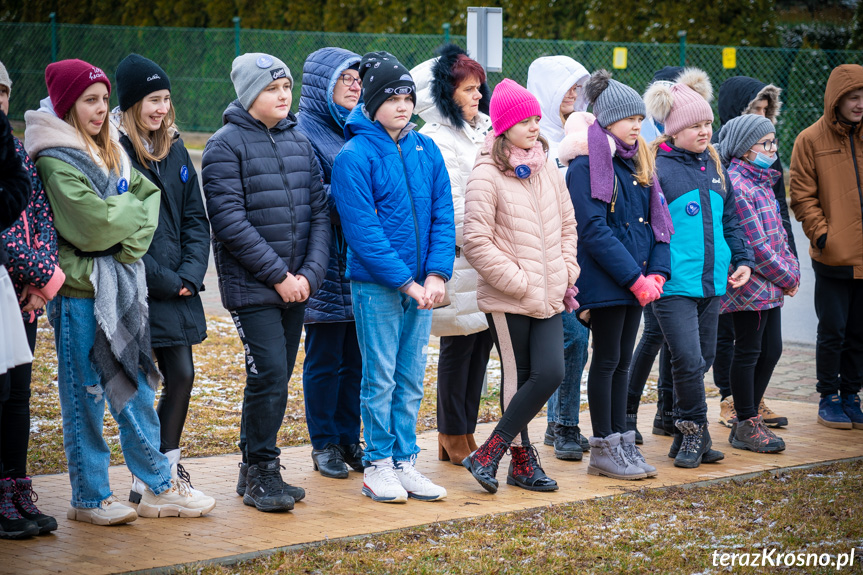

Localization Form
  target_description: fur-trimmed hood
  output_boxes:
[557,111,615,167]
[718,76,782,126]
[411,44,490,130]
[527,56,590,145]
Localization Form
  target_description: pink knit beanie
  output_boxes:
[489,78,542,136]
[662,83,714,136]
[45,59,111,121]
[644,68,714,137]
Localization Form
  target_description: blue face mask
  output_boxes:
[751,151,777,169]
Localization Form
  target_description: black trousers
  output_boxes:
[0,319,37,478]
[154,345,196,453]
[486,312,563,445]
[436,330,495,435]
[814,271,863,396]
[729,308,783,421]
[713,313,735,400]
[588,305,642,438]
[232,304,306,465]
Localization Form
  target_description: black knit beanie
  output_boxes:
[359,51,415,120]
[115,54,171,112]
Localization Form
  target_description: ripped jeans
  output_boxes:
[47,296,172,508]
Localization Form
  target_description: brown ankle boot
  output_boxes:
[438,433,471,466]
[466,433,478,452]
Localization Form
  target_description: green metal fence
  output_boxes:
[3,21,863,157]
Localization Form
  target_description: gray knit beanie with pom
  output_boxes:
[584,69,646,128]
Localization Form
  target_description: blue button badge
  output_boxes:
[256,55,273,69]
[685,201,700,216]
[117,178,129,194]
[514,164,531,179]
[180,165,189,183]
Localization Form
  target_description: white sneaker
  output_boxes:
[394,459,447,501]
[67,495,138,525]
[362,459,408,503]
[137,475,216,518]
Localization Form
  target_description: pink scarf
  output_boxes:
[485,132,547,179]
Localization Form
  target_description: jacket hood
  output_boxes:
[824,64,863,134]
[411,45,491,129]
[526,56,590,144]
[344,103,415,145]
[718,76,782,126]
[222,99,297,132]
[24,97,91,158]
[557,111,616,167]
[298,47,362,132]
[110,105,180,143]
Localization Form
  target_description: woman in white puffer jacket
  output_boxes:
[410,45,495,467]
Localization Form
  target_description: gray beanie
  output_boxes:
[231,53,293,111]
[584,70,646,128]
[717,114,775,166]
[0,60,11,96]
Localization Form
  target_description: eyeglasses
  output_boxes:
[753,139,778,152]
[339,74,362,87]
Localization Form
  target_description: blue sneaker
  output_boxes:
[841,394,863,430]
[818,394,853,430]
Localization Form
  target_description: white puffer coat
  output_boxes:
[412,57,493,336]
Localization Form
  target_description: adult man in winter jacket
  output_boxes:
[790,64,863,430]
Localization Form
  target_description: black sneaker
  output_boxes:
[553,424,584,461]
[669,431,725,463]
[0,479,39,539]
[312,444,349,479]
[341,443,366,472]
[243,459,295,512]
[543,422,555,446]
[11,478,57,534]
[236,462,248,497]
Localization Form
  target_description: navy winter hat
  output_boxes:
[359,51,416,120]
[115,54,171,112]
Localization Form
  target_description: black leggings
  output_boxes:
[154,345,195,453]
[588,305,642,438]
[0,319,37,478]
[730,308,782,421]
[486,312,564,445]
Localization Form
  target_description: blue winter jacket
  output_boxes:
[655,142,754,298]
[330,104,455,290]
[567,154,671,312]
[202,101,331,311]
[296,47,361,323]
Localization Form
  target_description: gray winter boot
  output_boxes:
[620,430,657,477]
[587,433,647,480]
[731,415,786,453]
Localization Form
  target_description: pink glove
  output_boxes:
[563,286,579,313]
[630,274,662,307]
[647,274,666,295]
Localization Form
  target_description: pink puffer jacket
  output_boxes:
[464,149,580,319]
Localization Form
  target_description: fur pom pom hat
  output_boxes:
[644,67,714,136]
[583,69,645,128]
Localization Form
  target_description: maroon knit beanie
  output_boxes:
[45,59,111,121]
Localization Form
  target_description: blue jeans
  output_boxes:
[547,311,589,427]
[47,296,172,508]
[652,295,720,425]
[352,281,432,464]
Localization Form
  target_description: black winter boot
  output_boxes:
[0,479,38,539]
[674,421,722,468]
[243,459,298,512]
[11,478,57,534]
[553,424,585,460]
[669,431,725,462]
[507,445,558,491]
[625,412,643,444]
[463,432,510,493]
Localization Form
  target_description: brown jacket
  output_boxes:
[463,149,579,319]
[790,64,863,278]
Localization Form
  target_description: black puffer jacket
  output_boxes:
[202,101,330,311]
[714,75,797,256]
[120,131,209,347]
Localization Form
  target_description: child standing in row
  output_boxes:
[566,71,671,480]
[114,55,211,489]
[27,59,215,524]
[718,114,799,453]
[462,79,579,493]
[331,52,454,503]
[203,53,330,512]
[645,69,754,468]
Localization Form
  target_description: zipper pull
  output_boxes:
[611,202,615,213]
[268,130,275,144]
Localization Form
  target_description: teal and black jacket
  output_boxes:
[655,142,753,298]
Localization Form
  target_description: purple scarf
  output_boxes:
[587,120,674,243]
